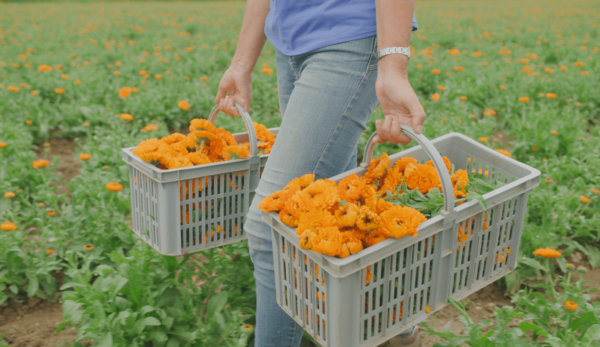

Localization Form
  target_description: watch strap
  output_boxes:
[378,47,411,60]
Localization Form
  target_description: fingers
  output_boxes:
[215,87,226,104]
[225,96,241,118]
[375,117,411,145]
[407,99,426,134]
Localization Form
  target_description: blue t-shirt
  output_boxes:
[265,0,418,56]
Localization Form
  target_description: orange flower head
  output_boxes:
[121,113,133,121]
[222,146,250,161]
[337,174,364,203]
[165,156,193,170]
[289,174,315,189]
[451,169,469,191]
[32,160,50,169]
[1,222,18,231]
[4,192,16,198]
[519,96,530,103]
[297,210,337,235]
[214,128,238,146]
[406,163,442,194]
[564,301,578,311]
[189,118,217,134]
[533,248,561,258]
[106,182,123,192]
[380,206,427,239]
[46,248,53,254]
[591,188,599,195]
[363,153,390,183]
[495,149,511,157]
[579,195,590,203]
[393,157,418,174]
[424,156,452,174]
[279,207,299,228]
[334,203,360,228]
[118,87,132,98]
[161,133,187,145]
[299,230,318,250]
[83,244,95,251]
[375,198,394,215]
[378,167,404,196]
[0,142,7,148]
[364,230,389,247]
[359,184,378,210]
[338,233,364,258]
[47,210,56,216]
[186,152,211,166]
[259,190,287,212]
[178,100,191,111]
[207,138,226,161]
[253,122,276,144]
[291,179,340,212]
[311,226,343,257]
[79,153,92,160]
[356,206,381,232]
[38,64,53,72]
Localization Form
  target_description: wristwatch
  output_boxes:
[378,47,411,61]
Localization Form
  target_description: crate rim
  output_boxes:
[263,131,540,278]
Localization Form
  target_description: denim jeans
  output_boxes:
[245,35,412,347]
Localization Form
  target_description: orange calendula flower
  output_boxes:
[591,188,599,195]
[83,244,95,251]
[363,153,390,183]
[38,64,53,72]
[451,169,469,191]
[356,206,381,232]
[297,210,337,235]
[393,157,418,174]
[365,266,373,285]
[311,226,343,257]
[337,173,364,202]
[79,153,92,160]
[46,248,53,254]
[405,163,442,194]
[289,174,315,189]
[32,160,50,169]
[292,179,339,212]
[334,203,360,228]
[118,86,132,98]
[121,113,133,121]
[279,207,299,228]
[161,133,187,145]
[495,149,512,157]
[299,229,318,250]
[178,100,191,111]
[375,199,394,215]
[7,86,20,92]
[4,192,15,198]
[214,128,238,146]
[186,152,211,166]
[54,88,65,94]
[380,206,427,239]
[189,118,217,134]
[338,233,364,258]
[519,96,530,102]
[259,190,287,212]
[564,301,578,311]
[579,195,590,203]
[47,210,56,216]
[533,248,561,258]
[106,182,123,192]
[1,222,18,231]
[222,146,250,161]
[364,230,390,247]
[359,184,378,210]
[0,142,7,148]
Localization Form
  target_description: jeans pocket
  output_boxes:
[367,35,378,71]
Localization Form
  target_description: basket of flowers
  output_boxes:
[260,126,540,347]
[122,103,278,256]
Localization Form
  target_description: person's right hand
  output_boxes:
[215,66,253,118]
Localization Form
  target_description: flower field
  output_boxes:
[0,1,599,346]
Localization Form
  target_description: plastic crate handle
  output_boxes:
[361,127,455,215]
[207,102,259,160]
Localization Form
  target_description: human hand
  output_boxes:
[215,66,253,118]
[374,59,426,145]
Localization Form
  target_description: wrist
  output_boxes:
[377,54,409,76]
[230,57,255,75]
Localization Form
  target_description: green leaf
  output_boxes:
[581,324,600,346]
[571,312,598,332]
[466,192,487,210]
[207,291,229,318]
[98,332,113,347]
[584,246,600,269]
[26,274,39,297]
[518,321,548,337]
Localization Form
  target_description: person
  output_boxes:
[215,0,425,346]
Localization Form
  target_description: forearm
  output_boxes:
[375,0,415,75]
[230,0,271,74]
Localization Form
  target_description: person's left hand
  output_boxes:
[374,57,426,145]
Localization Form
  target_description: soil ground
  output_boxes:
[36,138,81,195]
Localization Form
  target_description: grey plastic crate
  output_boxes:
[262,127,540,347]
[122,103,279,256]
